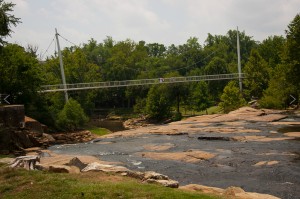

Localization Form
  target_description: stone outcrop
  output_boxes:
[0,128,41,155]
[0,105,25,128]
[24,116,45,134]
[137,150,216,163]
[121,171,179,188]
[0,108,97,155]
[179,184,280,199]
[7,151,179,188]
[81,162,129,173]
[0,128,96,155]
[51,131,96,144]
[123,117,150,129]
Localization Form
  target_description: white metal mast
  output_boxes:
[237,26,242,92]
[55,28,68,102]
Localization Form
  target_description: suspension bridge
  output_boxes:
[40,73,244,93]
[40,28,244,102]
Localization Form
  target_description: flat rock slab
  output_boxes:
[136,150,216,163]
[143,143,175,151]
[284,132,300,137]
[179,184,280,199]
[81,162,128,173]
[253,161,279,167]
[38,150,120,167]
[49,107,300,199]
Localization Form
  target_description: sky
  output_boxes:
[6,0,300,59]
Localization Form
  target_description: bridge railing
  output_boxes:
[40,73,244,92]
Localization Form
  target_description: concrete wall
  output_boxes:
[0,105,25,128]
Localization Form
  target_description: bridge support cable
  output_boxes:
[40,73,244,93]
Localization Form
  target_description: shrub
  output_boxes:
[146,85,172,121]
[219,81,246,113]
[56,99,88,131]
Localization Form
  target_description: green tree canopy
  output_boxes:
[146,84,172,121]
[219,81,246,113]
[186,81,211,112]
[285,13,300,91]
[258,35,285,68]
[57,98,89,131]
[243,49,271,99]
[0,0,20,46]
[0,44,41,104]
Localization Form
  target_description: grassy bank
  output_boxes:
[181,106,222,117]
[87,126,111,136]
[0,163,218,199]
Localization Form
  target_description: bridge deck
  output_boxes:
[40,73,244,92]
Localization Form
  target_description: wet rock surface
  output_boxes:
[49,107,300,199]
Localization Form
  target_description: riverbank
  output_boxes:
[0,160,218,199]
[48,107,300,199]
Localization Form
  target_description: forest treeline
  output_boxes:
[0,1,299,130]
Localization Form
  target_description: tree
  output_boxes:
[260,13,300,109]
[145,85,172,121]
[163,71,187,114]
[258,35,285,68]
[0,0,20,46]
[204,57,229,100]
[146,43,166,57]
[260,63,296,109]
[187,81,211,113]
[285,13,300,92]
[56,98,88,131]
[219,81,246,113]
[243,49,270,99]
[0,44,42,104]
[178,37,204,72]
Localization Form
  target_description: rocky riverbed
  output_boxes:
[47,107,300,199]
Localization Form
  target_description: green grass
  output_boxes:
[181,106,222,116]
[87,126,111,136]
[0,154,14,159]
[108,108,139,120]
[199,106,222,115]
[0,165,220,199]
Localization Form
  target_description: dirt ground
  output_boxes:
[49,107,300,199]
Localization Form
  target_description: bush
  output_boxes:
[172,112,182,121]
[219,81,246,113]
[259,95,284,109]
[56,99,88,131]
[146,85,172,121]
[133,97,147,114]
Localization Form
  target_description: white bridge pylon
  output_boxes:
[40,73,244,93]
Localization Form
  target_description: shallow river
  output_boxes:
[49,115,300,199]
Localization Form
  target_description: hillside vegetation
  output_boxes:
[1,1,299,130]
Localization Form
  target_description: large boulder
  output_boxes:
[179,184,280,199]
[145,179,179,188]
[143,171,169,180]
[81,162,128,173]
[66,157,87,170]
[24,116,44,134]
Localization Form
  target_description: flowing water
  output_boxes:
[49,114,300,199]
